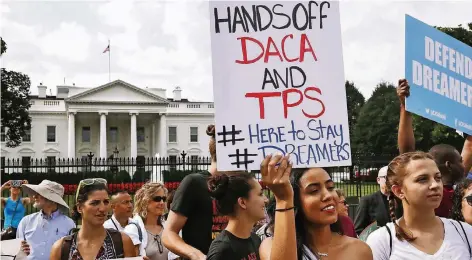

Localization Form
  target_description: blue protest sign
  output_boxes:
[405,15,472,135]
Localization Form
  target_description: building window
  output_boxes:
[82,127,91,142]
[1,127,5,142]
[137,127,145,143]
[22,156,31,172]
[47,126,56,142]
[109,127,118,143]
[191,155,198,171]
[168,126,177,143]
[22,127,31,142]
[169,155,177,171]
[190,127,198,143]
[46,156,56,172]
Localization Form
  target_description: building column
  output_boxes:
[67,112,76,158]
[159,113,167,157]
[152,122,156,156]
[99,111,107,159]
[130,112,138,159]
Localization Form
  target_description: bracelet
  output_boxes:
[275,206,296,212]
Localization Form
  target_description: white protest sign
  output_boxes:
[209,1,351,171]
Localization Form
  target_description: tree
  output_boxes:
[1,37,32,147]
[345,81,365,144]
[352,82,399,155]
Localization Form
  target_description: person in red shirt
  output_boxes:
[397,79,470,217]
[335,188,357,238]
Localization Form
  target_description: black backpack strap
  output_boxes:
[129,222,143,242]
[385,225,393,257]
[60,234,75,260]
[456,220,471,256]
[107,229,124,258]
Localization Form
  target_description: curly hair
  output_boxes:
[133,182,168,225]
[451,178,472,221]
[386,151,434,242]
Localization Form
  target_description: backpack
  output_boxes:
[385,220,471,257]
[60,228,124,260]
[128,222,143,242]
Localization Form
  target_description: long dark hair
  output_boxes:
[451,178,472,221]
[291,168,343,260]
[207,171,253,216]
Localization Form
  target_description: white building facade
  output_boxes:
[1,80,215,163]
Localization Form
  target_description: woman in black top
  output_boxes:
[206,171,269,260]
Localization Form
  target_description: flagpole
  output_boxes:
[108,39,111,82]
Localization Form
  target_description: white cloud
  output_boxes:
[39,22,91,62]
[2,0,472,102]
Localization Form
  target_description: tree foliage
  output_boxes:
[1,37,32,147]
[345,81,365,153]
[352,82,399,155]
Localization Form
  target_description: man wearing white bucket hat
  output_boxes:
[15,180,75,260]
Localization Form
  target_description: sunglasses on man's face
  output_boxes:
[152,196,167,203]
[464,195,472,207]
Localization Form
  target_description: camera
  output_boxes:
[10,180,23,188]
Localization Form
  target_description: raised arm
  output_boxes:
[463,135,472,175]
[260,154,296,260]
[397,79,415,154]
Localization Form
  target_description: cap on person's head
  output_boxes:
[378,166,388,178]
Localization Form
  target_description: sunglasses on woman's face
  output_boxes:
[464,195,472,206]
[152,196,167,203]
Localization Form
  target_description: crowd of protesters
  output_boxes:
[0,78,471,259]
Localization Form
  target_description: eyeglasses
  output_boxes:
[464,195,472,207]
[152,196,167,203]
[76,178,107,201]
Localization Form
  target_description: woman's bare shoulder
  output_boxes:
[343,236,373,259]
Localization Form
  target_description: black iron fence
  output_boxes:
[1,153,396,222]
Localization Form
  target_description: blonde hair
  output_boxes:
[133,182,168,220]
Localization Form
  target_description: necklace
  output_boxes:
[318,252,328,257]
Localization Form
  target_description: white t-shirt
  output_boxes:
[366,218,472,260]
[103,215,133,232]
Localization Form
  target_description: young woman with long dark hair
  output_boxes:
[206,171,268,260]
[367,152,472,259]
[259,155,372,260]
[50,178,136,259]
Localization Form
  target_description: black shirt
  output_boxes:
[171,171,214,255]
[207,230,261,260]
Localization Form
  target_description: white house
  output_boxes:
[1,80,215,165]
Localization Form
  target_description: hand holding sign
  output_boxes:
[261,154,293,202]
[397,79,410,106]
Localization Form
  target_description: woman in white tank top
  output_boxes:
[366,152,472,260]
[258,155,372,260]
